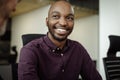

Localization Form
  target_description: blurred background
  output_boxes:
[0,0,120,80]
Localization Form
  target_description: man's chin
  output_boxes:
[49,30,67,42]
[53,35,67,42]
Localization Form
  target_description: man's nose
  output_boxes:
[59,17,67,26]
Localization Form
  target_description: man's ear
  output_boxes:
[46,17,48,26]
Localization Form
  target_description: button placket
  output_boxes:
[61,53,64,57]
[62,69,64,72]
[60,52,65,73]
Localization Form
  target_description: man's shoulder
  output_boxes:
[68,39,84,48]
[23,36,44,49]
[68,39,88,55]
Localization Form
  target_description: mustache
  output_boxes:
[54,25,72,31]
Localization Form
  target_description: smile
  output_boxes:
[55,28,68,35]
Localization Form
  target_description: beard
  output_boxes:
[49,28,68,42]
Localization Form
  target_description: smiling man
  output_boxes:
[18,1,102,80]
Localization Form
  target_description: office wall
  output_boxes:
[99,0,120,80]
[11,5,99,65]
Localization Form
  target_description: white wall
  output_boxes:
[99,0,120,80]
[11,5,99,65]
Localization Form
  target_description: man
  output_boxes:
[18,1,102,80]
[0,0,19,35]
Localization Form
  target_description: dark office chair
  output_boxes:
[103,35,120,80]
[22,34,46,45]
[11,34,46,80]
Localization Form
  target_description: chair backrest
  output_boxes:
[107,35,120,57]
[103,35,120,80]
[103,57,120,80]
[22,34,46,46]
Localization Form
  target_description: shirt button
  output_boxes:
[62,69,64,72]
[57,48,60,50]
[61,53,63,57]
[52,50,55,52]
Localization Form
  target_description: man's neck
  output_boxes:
[48,33,66,49]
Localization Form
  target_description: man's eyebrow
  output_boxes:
[68,13,74,16]
[51,11,60,14]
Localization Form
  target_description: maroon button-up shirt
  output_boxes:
[18,35,102,80]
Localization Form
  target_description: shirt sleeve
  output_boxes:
[80,49,102,80]
[18,47,39,80]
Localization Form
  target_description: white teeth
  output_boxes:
[55,28,67,34]
[57,29,66,32]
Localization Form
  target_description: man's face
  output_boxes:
[46,1,74,42]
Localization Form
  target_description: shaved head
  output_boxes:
[48,0,74,17]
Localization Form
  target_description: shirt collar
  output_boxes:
[43,34,71,52]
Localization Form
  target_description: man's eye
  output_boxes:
[52,15,59,19]
[67,17,74,21]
